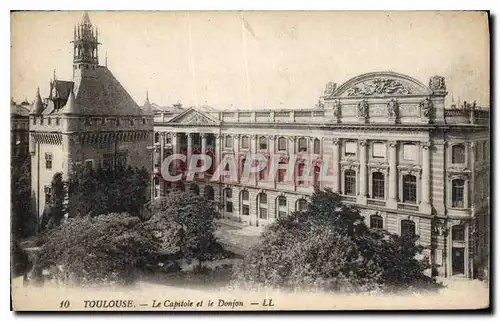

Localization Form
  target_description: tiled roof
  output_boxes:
[50,80,74,101]
[61,65,143,116]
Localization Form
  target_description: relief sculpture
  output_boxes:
[346,78,414,97]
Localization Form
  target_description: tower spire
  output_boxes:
[72,11,100,68]
[30,87,43,115]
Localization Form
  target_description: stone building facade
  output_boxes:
[153,71,490,279]
[29,13,153,219]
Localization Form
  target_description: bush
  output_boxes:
[32,213,159,286]
[233,188,441,293]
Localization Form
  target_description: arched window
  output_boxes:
[298,138,307,152]
[278,137,287,151]
[452,144,465,164]
[403,175,417,203]
[313,138,321,154]
[276,196,287,218]
[452,179,465,208]
[188,183,200,195]
[372,172,385,199]
[370,215,383,229]
[240,190,250,216]
[297,199,308,212]
[259,136,268,150]
[401,220,416,238]
[452,225,465,241]
[224,188,233,214]
[241,136,249,149]
[154,132,160,144]
[344,170,356,196]
[258,192,268,220]
[165,133,172,145]
[204,185,214,200]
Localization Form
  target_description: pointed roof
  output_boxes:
[30,87,43,115]
[60,89,77,114]
[142,91,153,115]
[71,65,143,116]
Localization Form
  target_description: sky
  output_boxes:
[10,11,490,109]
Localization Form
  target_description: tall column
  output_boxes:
[159,132,165,196]
[387,140,398,209]
[215,134,221,183]
[470,142,476,215]
[269,135,276,187]
[172,133,179,174]
[200,133,207,179]
[288,137,296,189]
[234,134,240,183]
[332,139,341,193]
[420,142,432,214]
[251,135,257,185]
[358,140,368,204]
[187,133,193,171]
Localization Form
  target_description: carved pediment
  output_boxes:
[329,72,432,98]
[167,108,219,125]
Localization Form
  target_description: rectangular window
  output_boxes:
[259,208,267,219]
[225,136,233,148]
[345,141,357,156]
[372,173,385,199]
[278,137,287,151]
[403,144,417,161]
[313,139,321,154]
[403,175,417,203]
[226,201,233,213]
[452,179,465,208]
[241,136,249,149]
[242,205,249,215]
[102,153,114,169]
[259,137,268,150]
[452,226,465,241]
[44,186,52,204]
[278,197,286,207]
[45,153,53,169]
[370,216,383,229]
[298,138,307,152]
[372,142,386,158]
[278,211,287,218]
[344,170,356,196]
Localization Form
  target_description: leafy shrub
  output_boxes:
[32,213,159,286]
[233,188,440,293]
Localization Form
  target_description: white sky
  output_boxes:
[11,11,490,109]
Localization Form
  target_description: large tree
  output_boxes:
[69,165,150,218]
[11,157,36,238]
[233,188,439,293]
[143,191,222,265]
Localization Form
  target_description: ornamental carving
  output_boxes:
[323,81,337,96]
[387,99,399,118]
[315,99,325,109]
[429,75,446,92]
[357,100,369,118]
[346,78,415,97]
[420,97,434,118]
